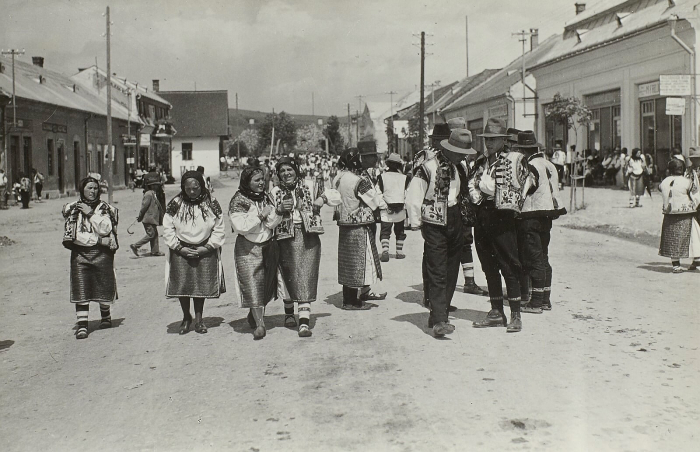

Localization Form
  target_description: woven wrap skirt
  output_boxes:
[234,235,279,308]
[166,248,225,298]
[338,225,382,287]
[659,214,695,259]
[278,225,321,302]
[70,245,116,303]
[628,174,645,196]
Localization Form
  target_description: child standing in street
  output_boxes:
[658,159,700,273]
[377,153,409,261]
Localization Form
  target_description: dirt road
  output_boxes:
[0,179,698,451]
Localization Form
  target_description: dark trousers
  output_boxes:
[460,227,474,264]
[35,183,43,199]
[517,218,552,308]
[20,190,30,208]
[134,223,160,253]
[422,205,464,323]
[474,202,523,307]
[380,221,406,241]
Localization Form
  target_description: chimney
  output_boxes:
[530,28,539,50]
[575,3,586,15]
[32,56,44,68]
[152,80,159,92]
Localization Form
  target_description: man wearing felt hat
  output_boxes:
[506,127,521,149]
[468,117,525,332]
[406,129,476,337]
[377,153,410,261]
[513,131,566,314]
[412,123,451,175]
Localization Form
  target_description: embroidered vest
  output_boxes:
[520,154,567,219]
[272,181,324,240]
[335,172,375,226]
[419,157,462,227]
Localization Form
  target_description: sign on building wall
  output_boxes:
[42,122,67,133]
[488,104,508,118]
[660,75,691,96]
[140,134,151,146]
[665,97,686,115]
[638,81,660,98]
[4,118,32,130]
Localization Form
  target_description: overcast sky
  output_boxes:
[1,0,593,116]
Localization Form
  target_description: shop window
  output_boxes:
[47,138,55,175]
[640,98,683,175]
[544,108,568,153]
[182,143,193,161]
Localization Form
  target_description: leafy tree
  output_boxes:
[323,115,345,154]
[296,124,324,153]
[231,129,259,157]
[258,111,297,155]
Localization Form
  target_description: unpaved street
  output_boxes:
[1,179,698,452]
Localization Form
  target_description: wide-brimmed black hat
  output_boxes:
[440,129,477,155]
[506,127,521,144]
[477,118,509,138]
[357,141,378,155]
[514,130,542,149]
[429,123,451,139]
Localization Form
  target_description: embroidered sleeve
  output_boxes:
[166,196,182,217]
[413,165,429,183]
[357,178,374,196]
[228,193,251,215]
[210,197,223,218]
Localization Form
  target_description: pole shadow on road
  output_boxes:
[72,318,125,333]
[0,340,15,352]
[165,316,224,334]
[637,262,679,274]
[228,313,331,335]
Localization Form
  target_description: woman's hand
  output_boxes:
[77,202,93,216]
[313,197,325,208]
[280,198,294,212]
[260,205,274,218]
[180,247,199,259]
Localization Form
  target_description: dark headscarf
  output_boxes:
[79,176,102,209]
[344,148,363,174]
[166,170,220,224]
[275,156,300,191]
[238,167,266,202]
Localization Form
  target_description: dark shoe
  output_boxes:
[76,327,88,339]
[542,303,552,311]
[463,282,489,296]
[395,252,406,259]
[179,318,192,335]
[194,321,208,334]
[129,244,139,257]
[99,317,112,329]
[362,291,387,301]
[521,303,543,314]
[284,314,297,328]
[149,252,164,257]
[507,312,522,333]
[433,322,455,337]
[253,326,266,340]
[380,251,390,262]
[473,310,507,328]
[298,324,312,337]
[247,311,256,329]
[341,303,372,311]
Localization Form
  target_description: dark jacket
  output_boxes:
[138,190,164,225]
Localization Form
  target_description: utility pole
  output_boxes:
[236,93,240,164]
[386,91,397,153]
[511,29,538,130]
[312,92,314,116]
[1,49,25,127]
[356,110,360,143]
[105,6,113,204]
[347,103,351,147]
[425,81,441,125]
[465,16,469,77]
[419,31,425,155]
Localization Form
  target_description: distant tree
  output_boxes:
[296,124,324,153]
[258,111,297,154]
[232,129,259,157]
[323,115,345,154]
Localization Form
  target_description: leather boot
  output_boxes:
[506,311,522,333]
[473,309,507,328]
[463,277,489,296]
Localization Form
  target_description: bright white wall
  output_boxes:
[171,137,221,181]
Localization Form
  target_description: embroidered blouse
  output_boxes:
[229,193,282,243]
[163,200,225,249]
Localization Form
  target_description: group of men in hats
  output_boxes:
[407,116,565,337]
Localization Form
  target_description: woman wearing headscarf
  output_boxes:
[62,177,119,339]
[270,157,340,337]
[333,148,386,309]
[163,171,226,335]
[229,167,282,340]
[626,148,647,208]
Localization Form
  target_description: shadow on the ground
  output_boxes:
[637,262,675,274]
[322,291,378,310]
[396,290,424,307]
[228,312,331,335]
[165,316,224,334]
[0,340,15,352]
[390,312,452,340]
[450,308,489,323]
[73,318,125,332]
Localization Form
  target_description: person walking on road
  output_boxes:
[513,131,567,314]
[658,159,700,273]
[19,173,31,209]
[62,177,119,339]
[270,157,341,337]
[163,171,226,335]
[406,129,475,337]
[0,169,7,209]
[131,173,165,257]
[626,148,647,208]
[334,148,386,310]
[469,118,525,333]
[32,169,44,201]
[377,153,409,262]
[229,167,282,340]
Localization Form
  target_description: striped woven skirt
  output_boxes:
[628,174,645,196]
[70,246,116,303]
[338,225,382,287]
[166,248,225,298]
[234,235,279,308]
[278,225,321,302]
[659,214,694,259]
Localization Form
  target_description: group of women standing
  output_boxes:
[64,160,342,340]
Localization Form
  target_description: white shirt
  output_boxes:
[229,200,282,243]
[163,204,226,249]
[71,204,114,247]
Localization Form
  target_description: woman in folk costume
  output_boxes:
[229,167,282,340]
[163,171,226,335]
[626,148,648,208]
[377,153,409,261]
[62,177,119,339]
[270,157,341,337]
[334,148,386,310]
[658,158,700,273]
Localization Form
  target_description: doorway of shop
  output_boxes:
[73,141,81,191]
[57,141,65,193]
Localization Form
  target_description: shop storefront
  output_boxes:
[585,89,622,153]
[638,80,683,174]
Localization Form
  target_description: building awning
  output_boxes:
[140,125,155,135]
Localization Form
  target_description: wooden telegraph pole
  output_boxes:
[418,31,425,157]
[105,6,113,203]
